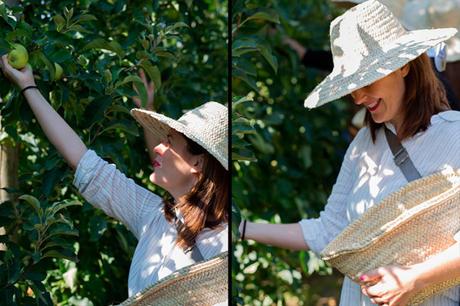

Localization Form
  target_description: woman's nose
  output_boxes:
[351,89,365,105]
[154,143,167,155]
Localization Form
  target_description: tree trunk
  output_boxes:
[0,0,19,251]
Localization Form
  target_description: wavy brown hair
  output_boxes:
[366,53,450,142]
[162,136,228,250]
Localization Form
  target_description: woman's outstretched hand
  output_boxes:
[0,55,36,89]
[132,69,155,110]
[360,265,421,306]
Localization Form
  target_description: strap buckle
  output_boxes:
[394,148,409,166]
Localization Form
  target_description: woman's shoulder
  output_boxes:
[346,126,374,155]
[194,223,228,259]
[197,223,228,249]
[430,110,460,132]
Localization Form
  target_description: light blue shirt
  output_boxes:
[73,150,228,297]
[300,111,460,305]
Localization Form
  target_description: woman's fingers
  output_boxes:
[0,55,11,76]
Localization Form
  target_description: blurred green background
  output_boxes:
[232,1,354,305]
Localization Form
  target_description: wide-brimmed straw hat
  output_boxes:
[117,252,228,306]
[130,102,228,170]
[304,0,457,109]
[321,168,460,305]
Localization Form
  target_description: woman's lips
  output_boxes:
[368,98,382,112]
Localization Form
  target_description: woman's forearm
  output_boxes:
[242,221,309,250]
[24,88,87,170]
[413,241,460,289]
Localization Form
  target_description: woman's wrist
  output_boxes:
[410,262,431,292]
[20,81,37,91]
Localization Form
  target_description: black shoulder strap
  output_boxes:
[384,127,421,182]
[175,218,204,263]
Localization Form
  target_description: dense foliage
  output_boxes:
[232,0,353,305]
[0,0,227,304]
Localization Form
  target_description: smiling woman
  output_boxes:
[237,1,460,305]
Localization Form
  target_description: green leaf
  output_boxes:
[100,119,140,137]
[67,24,90,33]
[140,61,161,89]
[108,104,131,115]
[47,199,82,217]
[63,7,74,22]
[116,75,148,108]
[53,14,66,32]
[154,48,176,60]
[245,10,280,24]
[232,95,254,108]
[41,237,73,252]
[165,21,189,34]
[18,195,41,216]
[42,248,78,262]
[258,44,278,73]
[233,69,258,92]
[38,51,55,81]
[76,14,97,22]
[83,38,125,57]
[30,280,53,305]
[232,151,257,162]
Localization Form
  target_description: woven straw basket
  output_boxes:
[117,251,228,306]
[321,169,460,305]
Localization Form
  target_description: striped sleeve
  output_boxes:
[73,149,163,239]
[298,128,368,255]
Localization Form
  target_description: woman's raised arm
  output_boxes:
[0,55,87,170]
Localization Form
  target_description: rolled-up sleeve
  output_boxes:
[299,131,362,256]
[73,149,163,239]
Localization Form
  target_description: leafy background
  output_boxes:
[0,0,227,305]
[231,0,354,305]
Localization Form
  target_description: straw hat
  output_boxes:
[304,0,457,109]
[117,252,228,306]
[131,102,228,170]
[321,169,460,305]
[333,0,460,62]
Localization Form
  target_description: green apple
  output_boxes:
[8,43,29,69]
[54,63,63,81]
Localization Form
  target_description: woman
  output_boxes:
[239,1,460,305]
[0,55,228,300]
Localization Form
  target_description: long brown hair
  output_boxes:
[162,136,228,250]
[366,53,450,142]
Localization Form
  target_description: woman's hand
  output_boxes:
[360,265,423,306]
[132,69,155,110]
[0,55,36,89]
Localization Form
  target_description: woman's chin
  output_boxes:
[150,172,158,184]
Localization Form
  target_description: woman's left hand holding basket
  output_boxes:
[360,265,420,306]
[360,241,460,305]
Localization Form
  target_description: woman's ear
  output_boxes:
[190,155,204,174]
[401,64,410,78]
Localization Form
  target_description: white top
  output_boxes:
[73,149,228,297]
[299,111,460,306]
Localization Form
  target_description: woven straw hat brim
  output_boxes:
[117,252,228,306]
[304,27,457,109]
[130,108,228,170]
[320,169,460,305]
